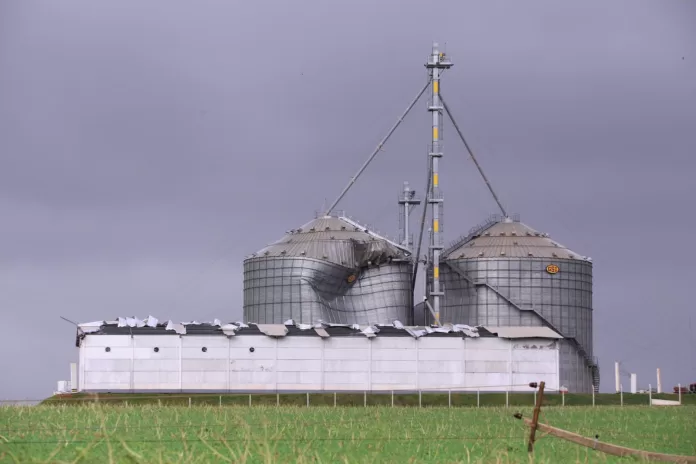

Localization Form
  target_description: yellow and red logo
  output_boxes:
[347,274,357,283]
[546,264,559,274]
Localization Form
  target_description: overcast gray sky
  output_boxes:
[1,0,694,400]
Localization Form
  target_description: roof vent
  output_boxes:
[309,227,316,232]
[552,253,558,258]
[511,231,517,236]
[325,227,331,231]
[280,250,287,255]
[528,253,534,257]
[354,227,360,232]
[478,252,484,257]
[458,253,465,258]
[322,254,328,259]
[469,242,475,247]
[300,251,306,256]
[500,251,506,256]
[297,228,303,233]
[484,232,491,236]
[569,254,575,259]
[499,232,506,236]
[526,232,532,236]
[513,241,519,246]
[264,251,270,256]
[330,236,335,240]
[286,239,293,244]
[341,226,346,231]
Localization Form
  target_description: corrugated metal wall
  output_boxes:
[438,257,593,358]
[558,340,594,393]
[243,257,413,325]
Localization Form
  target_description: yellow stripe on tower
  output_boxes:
[433,81,439,94]
[433,219,439,232]
[433,127,439,139]
[434,266,439,279]
[433,173,439,186]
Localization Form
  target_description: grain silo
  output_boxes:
[427,214,598,392]
[243,215,413,325]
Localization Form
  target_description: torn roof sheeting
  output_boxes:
[221,324,241,336]
[77,321,105,334]
[256,324,289,337]
[483,326,563,339]
[165,321,186,335]
[74,317,566,342]
[314,327,330,338]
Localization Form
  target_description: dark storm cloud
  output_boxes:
[0,0,694,400]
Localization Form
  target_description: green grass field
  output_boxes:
[1,404,694,463]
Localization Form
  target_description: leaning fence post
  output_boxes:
[333,392,336,407]
[307,392,309,407]
[364,391,367,408]
[649,384,652,406]
[620,384,623,407]
[188,398,191,408]
[562,389,565,407]
[419,390,422,408]
[448,389,451,408]
[219,395,222,407]
[506,389,509,408]
[477,389,480,408]
[391,390,394,408]
[276,393,279,407]
[527,381,546,453]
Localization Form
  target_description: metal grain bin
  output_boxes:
[431,215,598,392]
[243,216,413,325]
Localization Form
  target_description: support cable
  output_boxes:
[440,94,508,218]
[325,79,432,216]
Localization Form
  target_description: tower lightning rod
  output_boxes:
[325,78,432,216]
[440,94,508,218]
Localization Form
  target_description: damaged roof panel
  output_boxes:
[75,316,565,342]
[483,326,563,339]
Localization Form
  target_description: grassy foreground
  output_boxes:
[1,405,694,463]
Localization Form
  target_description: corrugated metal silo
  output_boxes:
[430,215,597,392]
[243,216,413,325]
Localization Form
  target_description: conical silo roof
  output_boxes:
[248,216,410,268]
[443,217,589,261]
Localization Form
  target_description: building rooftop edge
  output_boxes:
[75,316,564,341]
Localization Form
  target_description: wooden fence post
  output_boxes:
[528,381,546,453]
